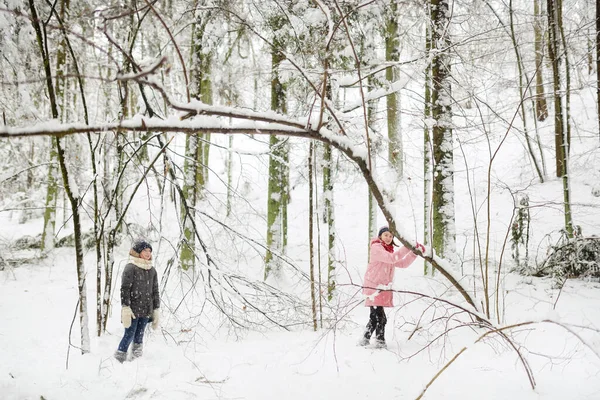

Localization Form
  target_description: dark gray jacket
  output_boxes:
[120,262,160,318]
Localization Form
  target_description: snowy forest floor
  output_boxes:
[2,247,600,400]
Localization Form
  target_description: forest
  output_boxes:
[1,0,600,399]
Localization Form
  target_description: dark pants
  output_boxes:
[364,306,387,342]
[118,317,149,352]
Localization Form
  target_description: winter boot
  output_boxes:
[114,350,127,363]
[131,343,143,359]
[373,339,387,349]
[357,336,370,346]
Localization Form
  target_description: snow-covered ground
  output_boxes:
[2,228,600,399]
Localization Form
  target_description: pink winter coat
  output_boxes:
[363,238,418,307]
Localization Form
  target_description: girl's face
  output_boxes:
[380,231,393,245]
[140,248,153,261]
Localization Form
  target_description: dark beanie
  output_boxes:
[132,238,152,254]
[378,226,390,238]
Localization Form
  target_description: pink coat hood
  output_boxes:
[363,238,417,307]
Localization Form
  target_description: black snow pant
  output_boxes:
[364,306,387,342]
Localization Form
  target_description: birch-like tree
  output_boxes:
[28,0,90,352]
[430,0,456,259]
[264,13,288,280]
[181,3,213,271]
[534,0,549,121]
[385,0,403,175]
[547,0,574,236]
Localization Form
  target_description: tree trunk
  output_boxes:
[431,0,456,259]
[56,136,90,353]
[227,135,233,217]
[180,133,199,270]
[37,0,65,252]
[29,0,90,352]
[556,0,571,153]
[597,0,600,140]
[509,0,545,183]
[265,16,287,279]
[547,0,566,178]
[40,143,58,252]
[367,74,378,252]
[180,6,214,270]
[547,0,573,236]
[309,142,317,331]
[386,0,403,175]
[102,230,117,333]
[52,0,99,336]
[424,11,433,276]
[323,143,336,300]
[534,0,549,121]
[195,10,213,193]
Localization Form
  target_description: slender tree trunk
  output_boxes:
[282,142,290,253]
[180,7,214,270]
[265,15,287,279]
[534,0,549,121]
[99,9,136,323]
[29,0,89,352]
[90,135,102,337]
[309,142,317,331]
[180,134,199,270]
[431,0,456,259]
[40,143,58,252]
[367,153,377,251]
[323,142,336,300]
[226,135,233,217]
[424,11,432,276]
[196,10,213,193]
[368,187,377,244]
[386,0,403,175]
[547,0,574,236]
[102,230,116,332]
[547,0,566,178]
[56,136,90,353]
[37,0,64,252]
[52,0,99,336]
[557,0,574,238]
[509,0,544,183]
[556,0,571,153]
[367,74,378,252]
[597,0,600,139]
[589,32,594,75]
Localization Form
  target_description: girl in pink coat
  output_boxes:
[359,226,424,348]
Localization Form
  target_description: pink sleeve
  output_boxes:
[370,244,418,268]
[395,247,418,269]
[369,243,397,264]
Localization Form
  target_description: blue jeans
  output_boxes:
[118,317,149,352]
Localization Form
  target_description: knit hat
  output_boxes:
[132,238,152,254]
[378,226,390,238]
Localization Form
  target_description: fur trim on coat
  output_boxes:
[129,253,153,270]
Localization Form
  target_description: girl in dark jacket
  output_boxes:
[114,239,160,363]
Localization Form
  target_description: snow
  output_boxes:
[3,96,600,400]
[3,108,600,398]
[3,247,600,399]
[2,2,600,399]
